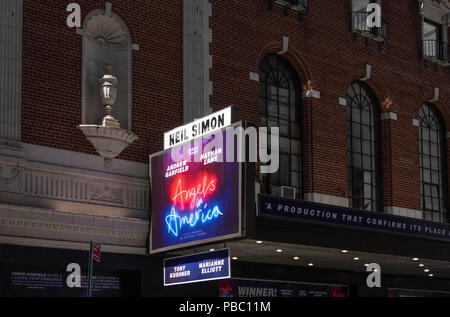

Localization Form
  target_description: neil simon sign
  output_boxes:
[150,126,243,254]
[163,107,238,150]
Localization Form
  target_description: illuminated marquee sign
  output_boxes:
[219,279,349,297]
[259,195,450,242]
[150,124,243,254]
[164,249,231,286]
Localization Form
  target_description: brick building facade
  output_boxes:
[1,0,450,297]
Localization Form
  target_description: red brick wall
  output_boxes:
[21,0,183,162]
[209,0,449,211]
[21,0,450,212]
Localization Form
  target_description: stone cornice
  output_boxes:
[0,203,149,248]
[0,142,149,215]
[0,138,150,252]
[0,235,147,255]
[0,216,148,240]
[423,0,450,23]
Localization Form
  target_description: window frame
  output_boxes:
[259,54,303,198]
[419,103,449,223]
[346,81,383,212]
[422,18,446,61]
[423,19,443,42]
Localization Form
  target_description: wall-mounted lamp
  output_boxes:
[98,65,120,128]
[78,65,138,168]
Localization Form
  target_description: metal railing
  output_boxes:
[286,0,308,8]
[273,0,308,10]
[421,40,450,63]
[269,0,308,19]
[351,11,387,41]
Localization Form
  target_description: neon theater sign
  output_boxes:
[165,174,224,237]
[150,126,243,254]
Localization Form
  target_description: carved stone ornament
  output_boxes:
[78,125,138,167]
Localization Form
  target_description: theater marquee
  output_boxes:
[163,106,238,150]
[150,124,244,254]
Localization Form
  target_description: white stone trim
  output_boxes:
[183,0,213,123]
[384,206,423,220]
[105,2,112,14]
[381,112,398,121]
[255,182,260,209]
[0,143,149,218]
[303,90,321,99]
[339,97,347,106]
[278,36,289,55]
[22,143,148,178]
[0,215,148,241]
[132,44,140,51]
[361,64,372,81]
[250,72,260,82]
[0,0,22,141]
[429,87,439,102]
[304,193,349,208]
[0,203,149,251]
[0,236,146,255]
[422,0,450,25]
[0,140,151,251]
[21,163,148,211]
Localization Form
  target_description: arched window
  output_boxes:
[259,54,302,197]
[419,104,448,223]
[347,81,382,211]
[82,11,133,130]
